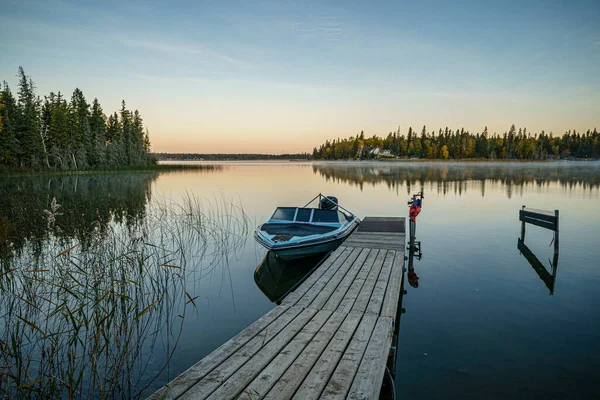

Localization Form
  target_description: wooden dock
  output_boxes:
[149,217,406,400]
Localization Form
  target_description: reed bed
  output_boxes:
[0,192,249,399]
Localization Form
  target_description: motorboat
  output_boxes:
[253,194,360,259]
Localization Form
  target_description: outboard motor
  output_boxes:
[320,196,338,210]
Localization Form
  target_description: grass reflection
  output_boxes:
[0,188,248,398]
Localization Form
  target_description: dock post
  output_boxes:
[554,209,559,256]
[520,205,526,242]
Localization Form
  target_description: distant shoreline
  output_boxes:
[160,158,598,163]
[2,158,598,177]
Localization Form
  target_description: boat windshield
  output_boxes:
[271,207,296,221]
[269,207,341,224]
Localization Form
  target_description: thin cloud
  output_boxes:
[294,16,345,39]
[131,73,350,93]
[121,38,247,67]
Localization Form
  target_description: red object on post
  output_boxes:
[409,204,421,222]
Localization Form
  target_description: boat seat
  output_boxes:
[261,223,337,237]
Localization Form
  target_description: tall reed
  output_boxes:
[0,192,249,399]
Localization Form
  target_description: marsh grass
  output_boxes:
[0,192,249,399]
[0,163,224,177]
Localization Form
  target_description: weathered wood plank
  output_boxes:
[292,247,355,309]
[343,241,403,248]
[343,242,404,251]
[520,215,556,231]
[336,250,380,314]
[263,311,347,400]
[347,317,394,400]
[349,231,405,238]
[380,252,405,319]
[308,247,366,310]
[281,247,347,306]
[210,310,331,400]
[346,232,405,241]
[520,209,557,222]
[522,207,554,216]
[350,250,387,314]
[292,312,363,399]
[321,248,371,313]
[148,305,290,400]
[344,238,402,247]
[360,216,404,222]
[179,306,310,399]
[320,314,378,400]
[365,250,395,315]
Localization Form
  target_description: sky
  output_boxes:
[1,0,599,154]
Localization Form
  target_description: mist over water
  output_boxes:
[1,161,599,398]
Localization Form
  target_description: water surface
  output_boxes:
[1,161,599,398]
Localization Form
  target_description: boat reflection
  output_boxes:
[254,251,330,303]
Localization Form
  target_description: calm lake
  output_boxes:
[1,161,599,399]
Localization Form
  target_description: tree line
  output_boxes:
[0,67,155,170]
[312,125,600,160]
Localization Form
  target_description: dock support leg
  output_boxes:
[520,205,526,242]
[554,209,559,256]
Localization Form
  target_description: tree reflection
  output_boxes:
[0,172,158,257]
[312,162,600,198]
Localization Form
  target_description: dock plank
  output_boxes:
[281,246,350,307]
[292,312,363,399]
[381,253,405,319]
[321,248,372,313]
[293,247,355,309]
[365,251,396,315]
[350,250,388,314]
[320,314,378,399]
[344,232,404,242]
[209,310,331,400]
[263,311,348,400]
[336,249,380,314]
[180,306,311,399]
[343,237,403,250]
[347,317,394,400]
[309,247,368,310]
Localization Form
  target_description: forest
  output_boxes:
[0,67,155,170]
[312,126,600,160]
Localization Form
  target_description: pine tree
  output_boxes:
[131,110,145,165]
[0,83,19,165]
[69,88,90,168]
[47,92,71,168]
[106,112,124,166]
[16,67,46,167]
[89,98,107,166]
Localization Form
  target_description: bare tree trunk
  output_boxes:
[71,153,77,170]
[40,125,50,168]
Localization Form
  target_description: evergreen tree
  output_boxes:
[1,67,155,170]
[16,67,46,167]
[89,98,107,166]
[0,83,19,165]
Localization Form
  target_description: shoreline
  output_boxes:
[1,158,598,177]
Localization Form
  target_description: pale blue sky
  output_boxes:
[1,0,598,153]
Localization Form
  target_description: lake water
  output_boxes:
[1,161,599,399]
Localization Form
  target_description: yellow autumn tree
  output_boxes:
[440,145,449,159]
